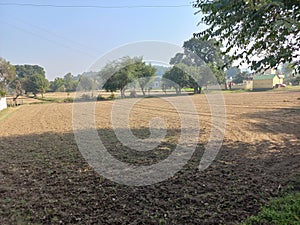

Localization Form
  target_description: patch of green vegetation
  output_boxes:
[36,97,73,103]
[222,89,251,94]
[243,193,300,225]
[0,89,6,97]
[0,107,19,122]
[243,176,300,225]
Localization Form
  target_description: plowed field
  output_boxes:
[1,91,299,224]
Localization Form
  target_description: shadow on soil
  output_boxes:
[0,127,299,224]
[244,107,300,138]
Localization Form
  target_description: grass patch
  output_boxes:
[221,89,251,94]
[242,193,300,225]
[243,175,300,225]
[36,97,73,103]
[0,107,20,122]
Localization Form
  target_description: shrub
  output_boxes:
[81,94,91,101]
[63,97,73,103]
[0,90,6,97]
[97,94,106,101]
[107,93,115,100]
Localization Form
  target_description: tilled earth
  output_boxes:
[0,91,300,224]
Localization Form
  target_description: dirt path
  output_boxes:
[0,91,299,224]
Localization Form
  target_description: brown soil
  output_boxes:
[0,91,299,224]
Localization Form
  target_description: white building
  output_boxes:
[0,96,7,111]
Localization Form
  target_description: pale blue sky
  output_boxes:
[0,0,204,80]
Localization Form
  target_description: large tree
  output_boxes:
[193,0,300,73]
[14,64,49,97]
[162,66,190,95]
[170,38,228,85]
[15,64,45,78]
[0,57,16,91]
[22,74,49,98]
[102,57,135,98]
[101,56,156,97]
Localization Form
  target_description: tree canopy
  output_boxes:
[193,0,300,73]
[15,64,49,97]
[170,38,228,86]
[0,57,16,92]
[101,56,156,97]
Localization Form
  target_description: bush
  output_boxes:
[107,93,115,100]
[97,94,106,101]
[0,90,6,97]
[63,97,73,103]
[81,94,91,101]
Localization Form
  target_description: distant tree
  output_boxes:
[162,66,189,94]
[22,74,49,97]
[232,71,250,84]
[193,0,300,73]
[170,38,228,86]
[134,61,156,96]
[281,63,295,77]
[15,64,45,78]
[101,56,138,98]
[64,73,78,92]
[15,64,48,96]
[13,80,23,101]
[78,76,94,92]
[50,77,65,92]
[0,57,16,91]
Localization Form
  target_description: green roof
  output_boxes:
[253,74,276,80]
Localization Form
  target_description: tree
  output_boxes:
[15,64,48,96]
[15,65,45,78]
[193,0,300,73]
[170,38,228,85]
[101,56,138,98]
[11,80,23,101]
[78,76,94,92]
[162,66,189,94]
[232,71,251,84]
[22,74,49,97]
[0,57,16,91]
[50,77,65,92]
[134,61,156,96]
[64,73,78,92]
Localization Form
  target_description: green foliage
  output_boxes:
[162,66,189,94]
[134,61,156,95]
[170,38,228,85]
[96,94,106,101]
[107,93,115,100]
[0,89,6,97]
[14,64,49,97]
[101,56,156,97]
[64,73,78,92]
[22,74,49,97]
[15,64,45,78]
[0,57,16,91]
[78,76,94,92]
[50,77,65,92]
[63,97,73,103]
[232,71,251,84]
[243,192,300,225]
[193,0,300,73]
[80,93,92,101]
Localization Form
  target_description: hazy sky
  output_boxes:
[0,0,203,80]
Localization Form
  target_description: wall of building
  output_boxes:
[0,97,7,111]
[253,79,274,89]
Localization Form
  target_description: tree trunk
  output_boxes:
[141,88,145,96]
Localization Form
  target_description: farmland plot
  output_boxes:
[0,91,299,224]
